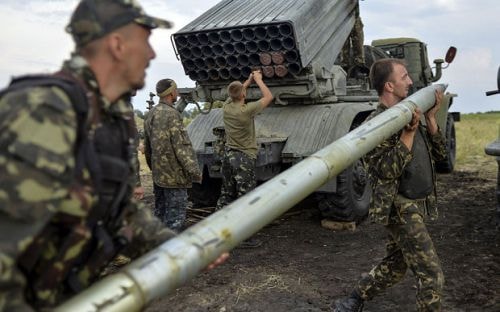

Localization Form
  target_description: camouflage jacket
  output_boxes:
[364,104,447,225]
[144,101,201,188]
[0,55,174,310]
[126,100,142,187]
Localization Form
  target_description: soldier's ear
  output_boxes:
[384,81,394,93]
[106,31,126,61]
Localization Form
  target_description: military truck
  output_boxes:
[485,66,500,227]
[171,0,458,222]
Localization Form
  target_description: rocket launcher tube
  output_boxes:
[55,84,447,312]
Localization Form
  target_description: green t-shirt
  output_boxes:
[223,99,264,158]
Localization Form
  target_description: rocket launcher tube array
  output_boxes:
[54,84,447,312]
[174,22,302,81]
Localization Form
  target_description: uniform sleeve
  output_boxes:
[133,150,141,187]
[427,128,447,162]
[121,201,176,258]
[364,133,413,181]
[169,113,202,181]
[0,86,80,310]
[245,100,264,117]
[132,128,141,187]
[143,115,153,170]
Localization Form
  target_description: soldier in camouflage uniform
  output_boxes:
[129,90,145,201]
[215,70,273,219]
[341,1,365,70]
[0,1,176,310]
[333,59,446,312]
[144,79,202,232]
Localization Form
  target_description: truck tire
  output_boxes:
[436,114,456,173]
[317,160,371,223]
[188,168,222,208]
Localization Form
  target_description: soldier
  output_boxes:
[143,78,202,232]
[0,0,227,310]
[129,89,145,201]
[215,70,273,246]
[332,59,446,312]
[340,1,365,71]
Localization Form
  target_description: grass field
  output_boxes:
[455,112,500,175]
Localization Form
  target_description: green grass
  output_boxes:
[455,112,500,175]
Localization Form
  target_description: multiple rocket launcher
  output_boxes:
[173,22,302,81]
[172,0,358,83]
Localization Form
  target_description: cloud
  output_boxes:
[0,0,498,114]
[0,4,72,80]
[361,0,500,114]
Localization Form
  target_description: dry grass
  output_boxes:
[455,112,500,175]
[236,274,291,296]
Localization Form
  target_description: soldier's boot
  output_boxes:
[332,290,364,312]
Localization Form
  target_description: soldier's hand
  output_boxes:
[253,70,263,81]
[404,108,420,132]
[247,71,254,82]
[134,186,145,200]
[205,252,229,271]
[425,89,443,119]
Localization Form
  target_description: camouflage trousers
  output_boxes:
[356,196,444,311]
[153,185,188,232]
[216,149,256,210]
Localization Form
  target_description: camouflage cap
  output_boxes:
[66,0,173,47]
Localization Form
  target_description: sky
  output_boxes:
[0,0,499,114]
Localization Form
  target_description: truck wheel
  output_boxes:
[188,168,221,208]
[317,160,371,222]
[436,114,456,173]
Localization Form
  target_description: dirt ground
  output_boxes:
[144,168,500,312]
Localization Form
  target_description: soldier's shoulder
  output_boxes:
[0,83,75,123]
[150,104,176,119]
[164,105,182,120]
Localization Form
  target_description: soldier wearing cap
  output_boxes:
[0,0,177,310]
[144,79,202,231]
